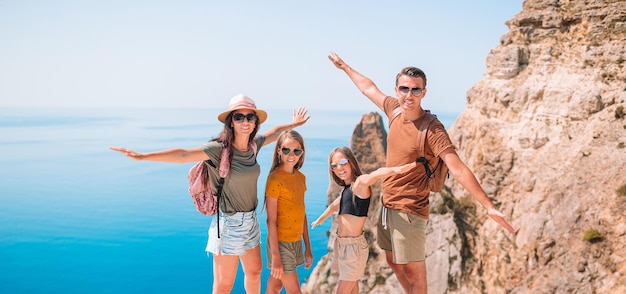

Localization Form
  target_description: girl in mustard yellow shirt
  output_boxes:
[264,130,312,294]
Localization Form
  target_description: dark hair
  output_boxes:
[395,66,427,88]
[198,112,260,187]
[211,111,260,164]
[328,146,363,187]
[270,130,305,171]
[199,112,260,187]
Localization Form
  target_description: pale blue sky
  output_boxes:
[0,0,522,113]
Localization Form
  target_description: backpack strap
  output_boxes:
[389,107,403,127]
[416,111,437,178]
[214,140,258,238]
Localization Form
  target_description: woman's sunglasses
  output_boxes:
[232,113,258,123]
[330,158,349,170]
[281,147,303,156]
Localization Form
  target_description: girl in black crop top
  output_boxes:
[338,184,370,217]
[310,147,416,293]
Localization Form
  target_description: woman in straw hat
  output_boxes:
[110,94,310,294]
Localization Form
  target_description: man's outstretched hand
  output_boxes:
[487,208,516,235]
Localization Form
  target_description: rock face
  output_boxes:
[304,0,626,293]
[451,0,626,293]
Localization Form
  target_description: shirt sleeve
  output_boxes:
[265,172,282,199]
[428,119,455,158]
[383,96,401,119]
[200,141,221,160]
[254,135,266,152]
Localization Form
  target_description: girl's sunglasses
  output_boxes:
[232,113,258,123]
[281,147,303,156]
[330,158,349,170]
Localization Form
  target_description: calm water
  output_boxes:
[0,107,457,293]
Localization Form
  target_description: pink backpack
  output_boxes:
[187,141,258,238]
[187,141,258,216]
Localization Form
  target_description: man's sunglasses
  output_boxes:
[398,86,424,96]
[330,158,349,170]
[281,147,303,156]
[232,113,258,123]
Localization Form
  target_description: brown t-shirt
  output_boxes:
[383,97,455,218]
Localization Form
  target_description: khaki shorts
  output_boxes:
[266,239,304,273]
[333,233,369,281]
[377,207,427,263]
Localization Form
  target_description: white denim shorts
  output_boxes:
[206,210,261,255]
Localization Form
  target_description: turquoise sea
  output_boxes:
[0,107,458,293]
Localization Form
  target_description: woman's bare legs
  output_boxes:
[212,253,240,294]
[239,245,263,294]
[212,245,262,294]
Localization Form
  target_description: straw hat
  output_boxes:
[217,94,268,124]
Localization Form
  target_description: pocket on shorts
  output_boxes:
[359,238,369,251]
[223,215,244,227]
[345,244,359,260]
[401,211,421,225]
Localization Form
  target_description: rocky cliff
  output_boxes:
[304,0,626,293]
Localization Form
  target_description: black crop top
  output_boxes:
[338,185,370,217]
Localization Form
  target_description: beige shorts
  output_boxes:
[333,233,368,281]
[377,207,427,263]
[266,239,304,273]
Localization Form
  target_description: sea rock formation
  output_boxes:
[304,0,626,293]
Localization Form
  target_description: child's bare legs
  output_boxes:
[336,280,358,294]
[266,275,283,294]
[267,272,302,294]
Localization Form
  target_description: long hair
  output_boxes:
[328,146,362,187]
[212,110,260,161]
[263,130,305,213]
[200,110,261,185]
[269,130,305,172]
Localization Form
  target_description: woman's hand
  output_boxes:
[291,107,310,128]
[109,146,145,161]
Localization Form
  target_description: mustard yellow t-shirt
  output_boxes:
[265,169,307,242]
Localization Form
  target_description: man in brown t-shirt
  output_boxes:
[328,51,515,294]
